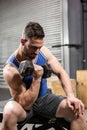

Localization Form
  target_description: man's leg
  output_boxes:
[1,100,27,130]
[56,99,87,130]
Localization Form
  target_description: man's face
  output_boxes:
[23,37,44,60]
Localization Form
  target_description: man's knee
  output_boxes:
[3,106,17,123]
[71,113,87,130]
[77,113,86,123]
[2,101,18,124]
[3,101,26,124]
[56,99,86,122]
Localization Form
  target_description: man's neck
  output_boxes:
[14,47,35,63]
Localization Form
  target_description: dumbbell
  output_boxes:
[19,60,52,78]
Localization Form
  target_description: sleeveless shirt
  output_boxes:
[6,51,50,98]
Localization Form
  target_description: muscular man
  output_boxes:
[1,22,87,130]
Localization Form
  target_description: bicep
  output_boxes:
[41,46,64,75]
[3,65,39,109]
[47,53,64,75]
[3,65,26,98]
[48,56,63,75]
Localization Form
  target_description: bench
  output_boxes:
[0,106,70,130]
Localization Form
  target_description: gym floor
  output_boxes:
[0,86,87,130]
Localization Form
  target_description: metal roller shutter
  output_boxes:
[0,0,69,84]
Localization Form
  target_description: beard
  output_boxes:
[23,46,38,60]
[23,51,37,60]
[28,53,37,59]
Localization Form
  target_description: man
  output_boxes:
[1,21,87,130]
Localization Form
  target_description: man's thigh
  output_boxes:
[33,93,65,118]
[55,99,74,120]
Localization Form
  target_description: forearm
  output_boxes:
[59,71,75,97]
[15,77,41,109]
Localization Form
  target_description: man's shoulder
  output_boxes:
[41,46,53,57]
[4,64,15,72]
[3,63,19,81]
[41,45,47,50]
[41,46,50,54]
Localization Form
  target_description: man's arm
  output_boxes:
[41,46,84,115]
[41,46,74,96]
[3,64,43,110]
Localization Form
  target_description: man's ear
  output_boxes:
[21,38,26,45]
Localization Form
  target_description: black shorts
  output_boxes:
[10,92,66,124]
[32,93,65,118]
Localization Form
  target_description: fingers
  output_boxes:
[66,98,74,111]
[80,101,84,113]
[73,102,84,119]
[78,101,84,114]
[33,64,43,78]
[74,100,84,114]
[66,97,84,119]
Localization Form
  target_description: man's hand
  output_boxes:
[66,96,84,118]
[33,64,44,79]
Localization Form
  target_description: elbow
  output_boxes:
[22,98,35,110]
[22,93,37,109]
[29,92,38,102]
[28,89,38,101]
[12,91,38,109]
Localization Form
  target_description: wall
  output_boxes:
[68,0,87,78]
[0,0,87,79]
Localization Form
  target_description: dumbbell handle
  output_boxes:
[42,64,52,78]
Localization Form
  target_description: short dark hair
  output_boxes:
[22,21,45,39]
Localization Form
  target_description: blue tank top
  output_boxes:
[6,51,50,98]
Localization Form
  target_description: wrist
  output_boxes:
[33,77,42,82]
[67,93,75,98]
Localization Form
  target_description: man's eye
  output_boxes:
[32,46,37,49]
[32,46,40,50]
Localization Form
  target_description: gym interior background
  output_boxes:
[0,0,87,84]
